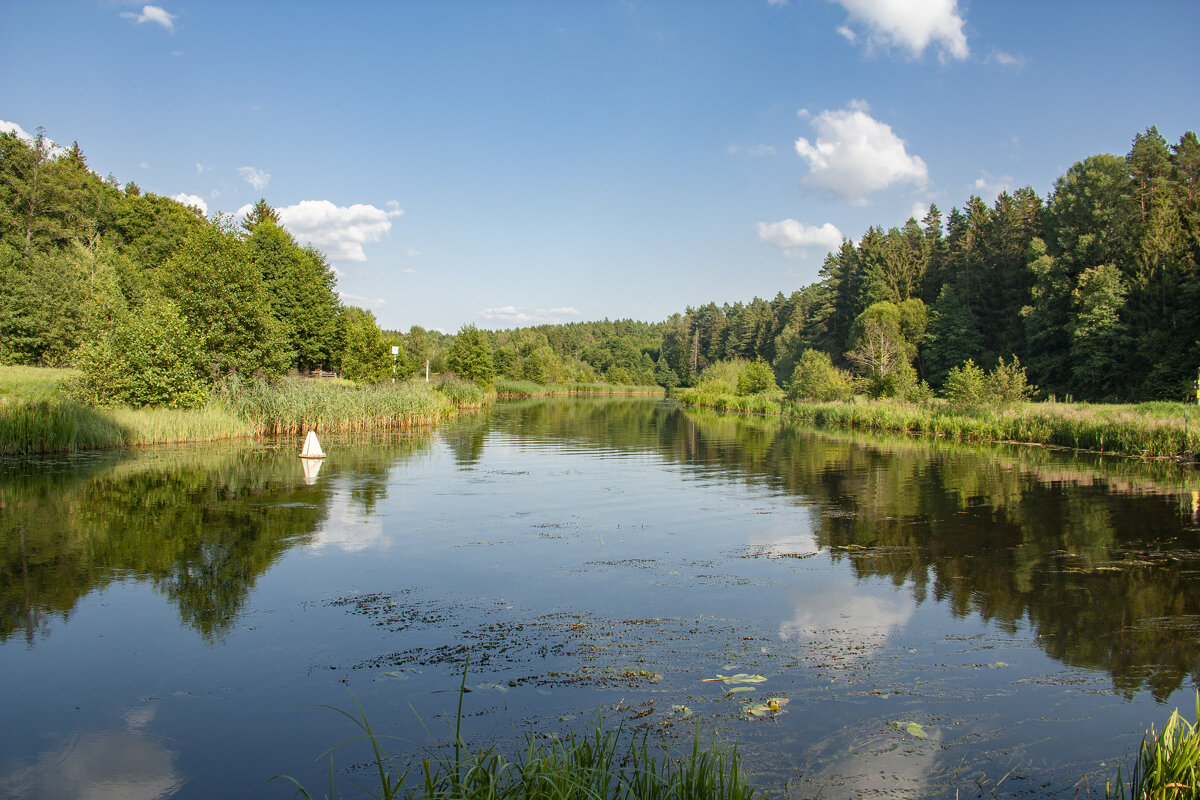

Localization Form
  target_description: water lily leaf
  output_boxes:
[893,720,928,739]
[702,673,767,684]
[745,698,789,717]
[726,686,754,694]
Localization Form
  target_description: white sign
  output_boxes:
[391,346,399,355]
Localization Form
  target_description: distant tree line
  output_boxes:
[3,125,1197,404]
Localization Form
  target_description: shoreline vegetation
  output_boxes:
[0,366,665,455]
[675,387,1200,461]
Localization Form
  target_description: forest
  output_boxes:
[1,125,1197,405]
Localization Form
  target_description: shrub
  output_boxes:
[988,356,1036,406]
[943,359,989,409]
[76,297,209,409]
[787,349,853,402]
[737,358,777,396]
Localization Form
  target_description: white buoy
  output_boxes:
[300,430,326,460]
[301,457,323,485]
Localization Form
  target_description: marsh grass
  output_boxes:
[1108,693,1199,799]
[495,379,665,398]
[675,388,1200,459]
[1,367,479,453]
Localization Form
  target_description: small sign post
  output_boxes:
[391,345,400,383]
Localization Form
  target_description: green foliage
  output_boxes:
[943,356,1035,410]
[446,324,496,388]
[433,374,487,407]
[943,359,989,409]
[339,306,392,384]
[158,221,291,381]
[736,358,776,395]
[76,297,209,408]
[1109,693,1199,800]
[786,349,853,402]
[924,285,981,387]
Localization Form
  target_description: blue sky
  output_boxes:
[3,1,1197,333]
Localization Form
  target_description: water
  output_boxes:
[1,397,1198,799]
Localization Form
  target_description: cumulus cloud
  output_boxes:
[274,200,404,263]
[121,5,176,32]
[237,166,270,191]
[757,219,843,257]
[477,306,583,326]
[971,170,1011,202]
[0,121,66,157]
[173,193,207,214]
[794,100,927,205]
[836,25,856,43]
[909,201,929,221]
[833,0,968,62]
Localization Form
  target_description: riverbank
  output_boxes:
[675,387,1200,460]
[0,366,481,455]
[494,377,665,398]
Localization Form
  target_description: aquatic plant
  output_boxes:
[277,658,755,800]
[1108,692,1199,800]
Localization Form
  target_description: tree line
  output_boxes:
[3,125,1196,404]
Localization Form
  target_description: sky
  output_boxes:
[3,1,1198,333]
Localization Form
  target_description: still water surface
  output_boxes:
[2,398,1199,798]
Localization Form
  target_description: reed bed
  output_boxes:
[221,378,461,436]
[675,390,1200,459]
[494,379,665,398]
[0,396,127,454]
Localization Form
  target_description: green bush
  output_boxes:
[787,349,853,402]
[736,358,777,396]
[943,359,989,409]
[988,356,1036,406]
[446,324,495,388]
[76,297,209,409]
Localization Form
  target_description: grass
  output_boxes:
[278,657,754,800]
[0,366,485,454]
[1108,693,1199,800]
[675,387,1200,460]
[494,378,665,399]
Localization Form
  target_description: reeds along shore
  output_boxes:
[493,378,665,398]
[0,369,483,455]
[675,389,1200,461]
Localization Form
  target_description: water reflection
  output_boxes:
[483,400,1200,700]
[0,435,433,644]
[0,704,180,800]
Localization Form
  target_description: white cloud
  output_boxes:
[909,201,929,221]
[833,0,968,62]
[120,5,176,32]
[0,120,34,142]
[477,306,583,326]
[173,193,207,214]
[237,166,270,191]
[0,121,66,157]
[195,162,211,174]
[138,161,149,169]
[990,50,1025,68]
[971,170,1011,202]
[836,24,856,43]
[406,248,420,258]
[757,219,843,257]
[794,100,927,205]
[274,200,404,263]
[338,291,387,309]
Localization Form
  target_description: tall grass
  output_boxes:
[1,367,483,453]
[217,377,463,436]
[1108,693,1199,800]
[494,379,665,399]
[675,388,1200,460]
